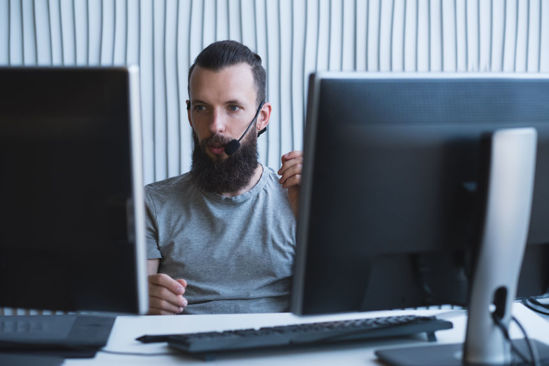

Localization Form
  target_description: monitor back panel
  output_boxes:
[0,68,145,313]
[293,74,549,315]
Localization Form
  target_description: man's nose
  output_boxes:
[209,108,226,134]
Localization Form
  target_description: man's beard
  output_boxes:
[190,129,259,194]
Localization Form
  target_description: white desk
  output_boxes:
[65,304,549,365]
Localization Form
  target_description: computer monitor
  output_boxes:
[0,67,148,314]
[291,73,549,364]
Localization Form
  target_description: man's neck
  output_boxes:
[220,164,263,197]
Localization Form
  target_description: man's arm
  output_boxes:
[147,259,188,315]
[278,150,303,217]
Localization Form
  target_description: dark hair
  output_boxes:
[188,40,266,105]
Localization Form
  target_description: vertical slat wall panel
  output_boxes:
[455,0,467,71]
[0,1,8,64]
[279,0,293,159]
[8,0,23,65]
[0,0,547,182]
[264,0,279,167]
[1,0,548,315]
[152,0,166,180]
[21,0,37,64]
[541,0,549,71]
[355,0,367,71]
[73,0,86,65]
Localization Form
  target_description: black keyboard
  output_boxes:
[137,315,452,359]
[0,315,115,358]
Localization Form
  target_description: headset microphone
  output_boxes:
[224,101,266,155]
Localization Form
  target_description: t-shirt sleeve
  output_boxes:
[144,188,163,259]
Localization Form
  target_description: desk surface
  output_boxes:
[65,303,548,365]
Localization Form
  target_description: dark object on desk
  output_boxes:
[0,353,64,366]
[0,315,115,358]
[138,315,452,360]
[375,339,549,366]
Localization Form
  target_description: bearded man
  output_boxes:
[145,40,302,315]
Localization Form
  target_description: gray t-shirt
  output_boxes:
[145,166,296,314]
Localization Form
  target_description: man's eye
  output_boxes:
[193,105,206,112]
[228,105,240,112]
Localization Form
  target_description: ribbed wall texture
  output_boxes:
[2,0,548,185]
[1,0,548,314]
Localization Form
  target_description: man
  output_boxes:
[145,40,303,315]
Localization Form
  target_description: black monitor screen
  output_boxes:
[0,67,148,313]
[292,74,549,315]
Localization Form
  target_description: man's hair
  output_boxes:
[188,40,266,105]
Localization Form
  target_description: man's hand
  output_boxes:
[278,150,303,217]
[147,273,188,315]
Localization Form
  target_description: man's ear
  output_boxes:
[186,100,193,128]
[256,102,272,132]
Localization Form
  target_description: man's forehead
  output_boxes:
[189,63,257,102]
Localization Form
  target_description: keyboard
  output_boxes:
[0,315,115,358]
[137,314,452,359]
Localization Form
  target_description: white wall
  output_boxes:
[2,0,549,185]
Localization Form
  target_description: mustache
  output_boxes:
[201,134,232,149]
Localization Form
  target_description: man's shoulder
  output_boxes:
[145,172,194,198]
[261,166,285,193]
[257,166,294,212]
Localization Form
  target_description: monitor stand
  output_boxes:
[376,128,549,365]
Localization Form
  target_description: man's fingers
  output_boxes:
[148,283,187,307]
[147,274,190,315]
[281,150,303,163]
[279,164,303,185]
[278,158,302,176]
[279,151,303,169]
[279,150,303,178]
[148,273,186,295]
[282,174,301,189]
[176,278,188,287]
[149,296,186,314]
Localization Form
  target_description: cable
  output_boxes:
[522,297,549,316]
[491,313,529,364]
[99,349,172,357]
[491,312,539,366]
[512,315,540,366]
